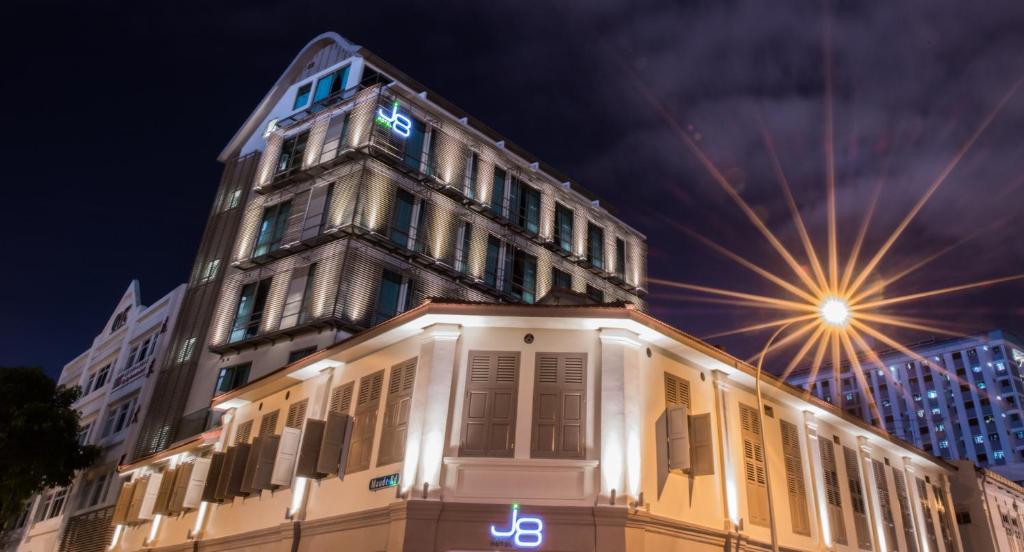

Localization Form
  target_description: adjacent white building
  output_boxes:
[5,282,184,552]
[949,459,1024,552]
[113,300,964,552]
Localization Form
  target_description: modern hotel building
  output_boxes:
[111,32,967,552]
[789,330,1024,484]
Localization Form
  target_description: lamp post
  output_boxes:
[755,321,797,552]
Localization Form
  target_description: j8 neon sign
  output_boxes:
[490,504,543,548]
[375,101,412,138]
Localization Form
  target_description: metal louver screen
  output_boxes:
[59,507,115,552]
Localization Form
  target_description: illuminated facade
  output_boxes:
[133,31,648,461]
[789,330,1024,483]
[949,460,1024,552]
[113,301,962,552]
[3,282,185,552]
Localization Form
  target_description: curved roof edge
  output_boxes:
[217,32,359,162]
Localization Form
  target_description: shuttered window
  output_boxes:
[739,403,769,527]
[918,478,939,552]
[873,459,899,549]
[346,370,384,473]
[286,399,309,429]
[330,382,354,414]
[531,353,586,459]
[890,469,918,552]
[933,484,956,552]
[259,410,279,437]
[461,352,520,457]
[664,372,691,408]
[843,446,872,550]
[378,358,417,466]
[235,420,253,444]
[819,438,848,544]
[780,420,810,535]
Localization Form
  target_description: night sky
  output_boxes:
[3,1,1022,378]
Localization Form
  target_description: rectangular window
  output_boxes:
[275,131,309,175]
[293,82,311,110]
[587,222,604,269]
[402,118,427,172]
[312,66,349,105]
[531,353,586,459]
[615,238,626,280]
[893,470,919,552]
[844,446,872,550]
[553,203,574,253]
[509,176,540,233]
[373,269,411,324]
[252,200,293,258]
[259,410,280,437]
[389,189,417,248]
[93,364,111,391]
[330,381,354,414]
[214,362,251,396]
[918,478,940,552]
[461,352,519,457]
[287,346,317,364]
[48,488,69,519]
[585,284,603,304]
[455,221,472,274]
[873,460,899,549]
[664,373,691,408]
[346,370,384,473]
[286,399,309,429]
[484,235,503,289]
[551,267,572,290]
[507,248,537,304]
[235,420,253,444]
[377,358,417,466]
[229,278,272,343]
[781,420,810,535]
[819,438,848,544]
[739,403,770,527]
[490,167,507,215]
[464,152,478,198]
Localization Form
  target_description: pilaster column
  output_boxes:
[902,458,930,552]
[404,323,461,497]
[598,328,642,504]
[713,370,739,530]
[856,437,884,552]
[803,411,830,551]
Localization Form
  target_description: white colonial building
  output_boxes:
[5,281,185,552]
[113,300,963,552]
[949,459,1024,552]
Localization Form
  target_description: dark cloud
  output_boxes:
[1,0,1021,374]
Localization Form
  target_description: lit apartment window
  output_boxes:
[615,238,626,279]
[587,222,604,269]
[229,278,272,343]
[484,235,503,289]
[553,203,574,253]
[312,66,349,105]
[509,176,540,234]
[552,267,572,290]
[374,270,412,324]
[213,362,251,396]
[490,167,506,215]
[276,131,309,175]
[198,259,221,283]
[507,249,537,304]
[293,82,312,110]
[252,200,293,257]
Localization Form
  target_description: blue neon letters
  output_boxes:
[376,103,412,138]
[490,505,543,548]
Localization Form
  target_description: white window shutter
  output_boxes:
[182,458,211,509]
[137,473,163,520]
[667,404,691,472]
[271,426,302,487]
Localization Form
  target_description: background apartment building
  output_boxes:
[789,329,1024,483]
[134,32,648,461]
[3,281,184,552]
[112,300,964,552]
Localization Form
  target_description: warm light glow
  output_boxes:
[289,477,308,517]
[819,297,850,327]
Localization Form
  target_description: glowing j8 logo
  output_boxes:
[375,102,412,138]
[490,504,543,548]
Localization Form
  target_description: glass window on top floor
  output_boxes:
[293,82,312,110]
[312,65,349,106]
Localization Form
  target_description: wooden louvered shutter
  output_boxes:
[739,404,769,527]
[280,189,310,245]
[295,418,325,478]
[287,399,309,429]
[223,444,251,498]
[330,382,354,414]
[689,413,715,476]
[254,435,280,490]
[301,183,334,241]
[167,462,192,514]
[259,410,279,437]
[272,426,302,487]
[666,404,690,471]
[203,452,225,503]
[240,437,263,495]
[319,410,352,476]
[280,265,313,329]
[844,446,872,550]
[892,470,919,552]
[378,358,417,466]
[182,458,210,510]
[780,420,810,535]
[346,370,384,473]
[918,478,939,552]
[235,420,253,444]
[152,468,176,515]
[819,439,848,545]
[111,481,134,525]
[137,473,162,521]
[664,372,691,408]
[126,475,148,523]
[460,351,520,457]
[873,459,899,548]
[531,353,586,459]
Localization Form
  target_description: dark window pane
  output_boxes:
[485,236,502,288]
[554,204,573,253]
[293,83,311,110]
[615,238,626,279]
[389,189,416,247]
[491,168,506,214]
[374,270,404,323]
[587,223,604,269]
[552,267,572,290]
